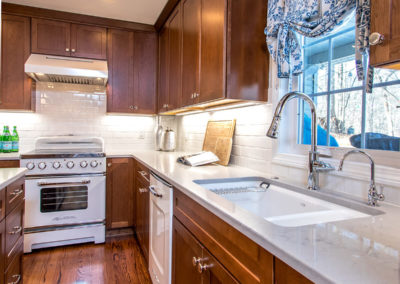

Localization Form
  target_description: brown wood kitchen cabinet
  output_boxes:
[134,160,150,263]
[106,158,134,229]
[159,0,269,113]
[158,4,182,113]
[370,0,400,68]
[107,29,157,114]
[0,176,25,284]
[173,188,313,284]
[0,161,19,169]
[31,18,107,59]
[1,14,34,110]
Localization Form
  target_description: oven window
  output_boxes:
[41,186,88,213]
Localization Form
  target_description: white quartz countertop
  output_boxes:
[0,168,27,189]
[0,153,20,160]
[107,150,400,284]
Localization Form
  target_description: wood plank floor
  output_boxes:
[23,236,152,284]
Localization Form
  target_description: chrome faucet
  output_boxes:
[267,92,334,190]
[338,149,385,206]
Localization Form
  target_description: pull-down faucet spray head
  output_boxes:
[266,116,281,139]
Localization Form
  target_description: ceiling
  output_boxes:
[3,0,168,25]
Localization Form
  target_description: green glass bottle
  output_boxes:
[0,128,3,153]
[2,126,12,153]
[12,126,19,153]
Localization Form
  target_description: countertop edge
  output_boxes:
[0,168,27,189]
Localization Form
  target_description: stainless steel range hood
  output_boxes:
[25,54,108,86]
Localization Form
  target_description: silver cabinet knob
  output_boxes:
[53,162,61,169]
[80,161,88,168]
[90,160,98,168]
[369,32,384,46]
[133,105,138,110]
[71,49,76,52]
[38,162,47,170]
[66,161,75,169]
[66,48,70,52]
[26,162,35,170]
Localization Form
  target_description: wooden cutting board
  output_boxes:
[202,120,236,166]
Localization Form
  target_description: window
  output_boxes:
[299,16,400,152]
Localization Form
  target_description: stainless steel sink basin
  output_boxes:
[193,177,383,227]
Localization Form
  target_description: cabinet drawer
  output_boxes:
[6,178,24,215]
[5,202,24,258]
[5,242,22,284]
[5,237,22,269]
[173,189,273,284]
[136,161,150,184]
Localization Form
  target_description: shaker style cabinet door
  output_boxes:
[1,14,33,110]
[370,0,400,68]
[31,18,71,56]
[135,173,150,263]
[106,29,135,113]
[133,32,157,114]
[181,0,201,106]
[70,24,107,60]
[158,26,170,113]
[106,158,134,229]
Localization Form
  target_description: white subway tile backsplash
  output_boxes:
[0,82,156,152]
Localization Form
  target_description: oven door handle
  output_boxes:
[148,185,163,198]
[37,180,91,186]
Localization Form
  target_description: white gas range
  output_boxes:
[20,136,106,253]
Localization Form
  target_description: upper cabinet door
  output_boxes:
[158,26,169,113]
[370,0,400,67]
[133,32,157,114]
[181,0,201,107]
[167,5,183,110]
[1,15,33,110]
[199,0,226,103]
[70,24,107,60]
[107,29,134,113]
[31,18,71,56]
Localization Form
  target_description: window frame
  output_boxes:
[298,25,400,150]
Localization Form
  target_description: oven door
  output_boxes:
[25,174,105,229]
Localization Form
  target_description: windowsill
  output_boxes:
[272,152,400,188]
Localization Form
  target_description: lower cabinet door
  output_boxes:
[172,217,202,284]
[4,243,22,284]
[136,177,149,263]
[172,217,238,284]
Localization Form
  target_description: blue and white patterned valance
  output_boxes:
[265,0,372,92]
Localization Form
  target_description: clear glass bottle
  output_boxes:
[12,126,19,153]
[2,126,12,153]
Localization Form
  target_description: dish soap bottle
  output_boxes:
[12,126,19,152]
[2,126,12,153]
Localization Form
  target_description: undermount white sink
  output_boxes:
[193,177,376,227]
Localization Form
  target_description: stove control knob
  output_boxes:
[80,161,88,168]
[53,162,61,169]
[66,161,75,169]
[90,160,98,168]
[26,162,35,170]
[38,162,47,170]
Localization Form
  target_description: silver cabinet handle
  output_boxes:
[9,226,22,235]
[139,188,148,194]
[369,32,384,46]
[148,185,162,198]
[107,163,112,167]
[197,262,213,274]
[71,49,76,52]
[192,257,201,267]
[10,189,23,197]
[37,180,91,186]
[8,274,21,284]
[65,48,70,52]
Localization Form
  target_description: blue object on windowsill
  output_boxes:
[302,115,339,147]
[350,133,400,151]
